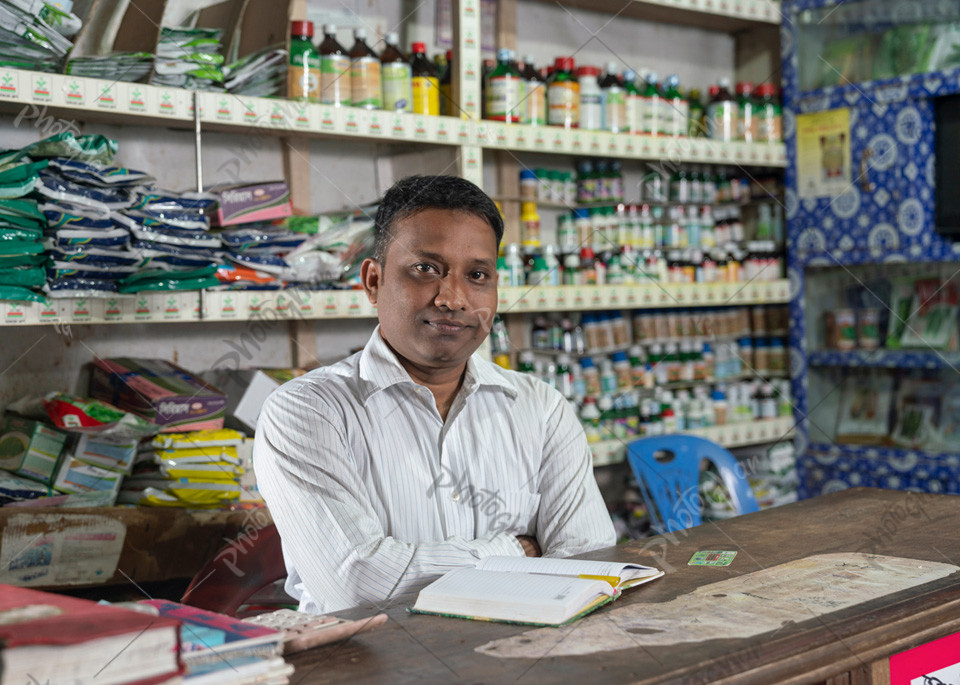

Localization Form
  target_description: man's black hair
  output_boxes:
[373,175,504,263]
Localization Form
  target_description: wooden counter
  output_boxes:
[289,488,960,684]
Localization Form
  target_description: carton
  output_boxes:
[211,181,292,226]
[89,358,226,432]
[73,434,139,475]
[53,457,123,502]
[0,416,68,485]
[202,368,302,433]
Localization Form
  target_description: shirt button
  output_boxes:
[451,492,461,502]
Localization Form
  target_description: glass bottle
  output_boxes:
[410,41,439,115]
[707,78,737,142]
[486,48,522,123]
[520,53,546,126]
[439,49,454,116]
[348,28,381,109]
[380,32,412,112]
[318,24,350,106]
[547,56,579,128]
[287,21,320,101]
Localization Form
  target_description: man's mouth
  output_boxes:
[427,319,470,334]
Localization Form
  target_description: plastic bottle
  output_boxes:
[581,357,601,397]
[410,42,439,115]
[707,78,737,142]
[755,83,782,143]
[347,28,381,110]
[542,244,561,287]
[547,56,579,128]
[439,49,454,116]
[622,68,641,135]
[318,24,350,106]
[712,388,728,425]
[520,201,541,249]
[558,213,578,254]
[574,208,592,246]
[577,160,595,203]
[380,32,412,111]
[662,75,688,138]
[504,243,525,286]
[736,81,755,143]
[562,252,580,285]
[598,62,626,133]
[611,351,633,391]
[486,48,522,123]
[521,54,546,126]
[489,314,511,354]
[556,354,574,399]
[628,345,646,387]
[578,65,603,130]
[287,20,320,101]
[610,160,624,203]
[687,88,704,137]
[517,351,536,373]
[599,357,619,396]
[640,72,662,136]
[580,397,602,443]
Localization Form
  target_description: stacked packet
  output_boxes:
[224,45,287,96]
[154,26,224,90]
[66,52,154,83]
[215,222,307,289]
[0,157,48,302]
[120,429,245,508]
[0,0,78,72]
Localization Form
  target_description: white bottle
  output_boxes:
[578,65,603,131]
[504,243,525,287]
[542,244,561,287]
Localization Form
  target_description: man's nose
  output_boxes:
[434,274,468,310]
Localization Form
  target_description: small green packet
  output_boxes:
[0,284,45,303]
[0,253,48,268]
[688,551,738,567]
[0,241,44,256]
[0,266,45,287]
[0,226,41,242]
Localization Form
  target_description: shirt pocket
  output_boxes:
[484,489,541,536]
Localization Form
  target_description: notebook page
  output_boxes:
[414,569,613,624]
[477,556,660,583]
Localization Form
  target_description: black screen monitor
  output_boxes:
[935,94,960,238]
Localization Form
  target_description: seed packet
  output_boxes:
[46,226,130,247]
[0,240,43,256]
[50,245,143,266]
[0,132,118,166]
[44,277,119,297]
[0,266,44,287]
[835,372,894,444]
[127,224,221,248]
[43,206,115,230]
[48,262,138,280]
[0,284,45,302]
[149,428,245,450]
[0,226,41,241]
[48,157,155,187]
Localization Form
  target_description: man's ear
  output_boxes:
[360,258,382,305]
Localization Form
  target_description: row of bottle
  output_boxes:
[579,381,792,443]
[481,51,782,143]
[288,22,450,114]
[521,307,789,354]
[524,164,781,208]
[498,241,782,287]
[548,203,784,252]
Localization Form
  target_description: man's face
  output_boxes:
[361,208,499,374]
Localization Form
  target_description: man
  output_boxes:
[255,175,615,614]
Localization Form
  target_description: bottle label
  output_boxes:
[547,81,579,127]
[580,90,603,131]
[288,51,320,100]
[708,101,737,142]
[626,94,641,134]
[604,87,626,133]
[350,56,381,108]
[487,75,521,122]
[757,105,782,142]
[382,62,413,111]
[525,80,546,125]
[738,102,753,142]
[666,98,689,137]
[320,54,351,105]
[412,75,440,115]
[640,95,661,135]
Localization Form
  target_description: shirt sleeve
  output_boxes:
[253,386,525,614]
[535,392,617,557]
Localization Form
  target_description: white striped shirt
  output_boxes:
[254,326,616,613]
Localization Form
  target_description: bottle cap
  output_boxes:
[446,49,453,60]
[580,356,596,368]
[411,41,427,53]
[612,351,629,363]
[736,81,754,95]
[323,24,337,34]
[385,31,399,44]
[353,27,367,39]
[598,396,614,411]
[520,169,537,181]
[290,20,314,37]
[623,68,637,81]
[497,47,513,62]
[646,72,659,84]
[577,65,600,77]
[605,61,619,74]
[554,56,575,71]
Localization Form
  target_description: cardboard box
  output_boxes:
[203,368,302,433]
[73,434,139,475]
[52,457,122,501]
[0,416,68,485]
[89,358,226,432]
[211,182,292,226]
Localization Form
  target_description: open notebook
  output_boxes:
[411,556,664,627]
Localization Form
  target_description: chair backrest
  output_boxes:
[181,521,289,617]
[626,434,759,534]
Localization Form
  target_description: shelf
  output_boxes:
[497,280,791,313]
[524,0,781,31]
[807,350,960,370]
[592,416,795,467]
[0,68,786,167]
[1,281,791,326]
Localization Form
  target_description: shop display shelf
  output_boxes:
[807,349,960,370]
[591,415,796,467]
[0,67,786,168]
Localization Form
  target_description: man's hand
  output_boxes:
[517,535,541,557]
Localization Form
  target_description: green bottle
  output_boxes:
[641,72,662,136]
[687,88,704,138]
[287,21,320,101]
[623,68,641,135]
[662,74,688,138]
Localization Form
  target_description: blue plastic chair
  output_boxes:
[626,434,759,534]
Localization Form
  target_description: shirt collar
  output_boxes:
[358,325,518,404]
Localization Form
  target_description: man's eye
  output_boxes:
[414,263,437,273]
[471,271,489,281]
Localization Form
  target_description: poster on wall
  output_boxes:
[889,631,960,685]
[796,108,852,199]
